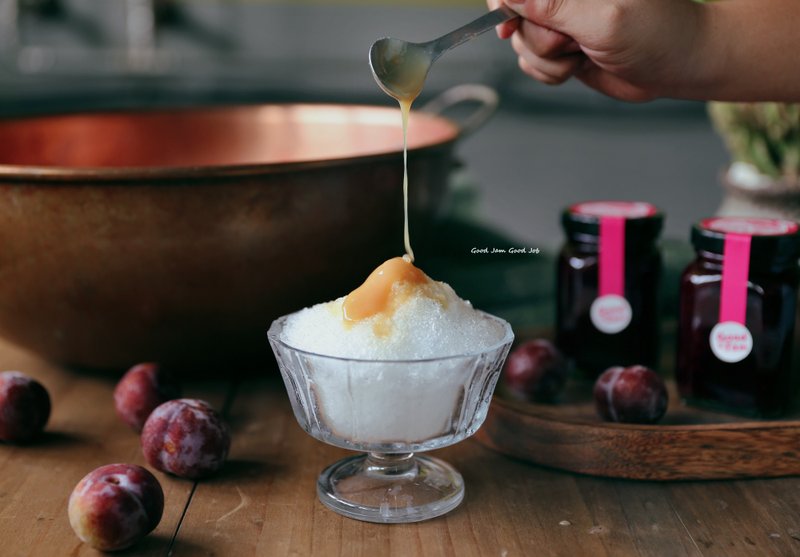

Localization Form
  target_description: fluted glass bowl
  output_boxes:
[267,311,513,523]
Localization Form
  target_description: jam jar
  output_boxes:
[676,217,800,418]
[557,201,663,376]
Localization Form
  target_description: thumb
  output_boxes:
[502,0,583,36]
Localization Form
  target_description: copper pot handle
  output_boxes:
[420,84,499,139]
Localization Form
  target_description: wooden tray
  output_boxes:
[474,380,800,480]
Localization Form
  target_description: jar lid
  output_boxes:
[692,217,800,269]
[562,201,664,241]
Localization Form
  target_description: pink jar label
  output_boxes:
[591,214,632,334]
[571,201,657,335]
[599,215,626,298]
[701,217,799,236]
[700,217,799,362]
[711,231,754,363]
[719,234,751,325]
[571,201,657,219]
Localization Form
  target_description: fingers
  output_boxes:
[499,19,521,39]
[488,0,520,38]
[520,19,580,57]
[501,0,660,101]
[511,26,584,85]
[517,54,584,86]
[502,0,583,35]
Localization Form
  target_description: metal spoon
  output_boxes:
[369,6,517,101]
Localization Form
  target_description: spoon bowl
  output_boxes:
[369,38,432,101]
[369,7,517,102]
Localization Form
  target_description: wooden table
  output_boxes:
[1,340,799,557]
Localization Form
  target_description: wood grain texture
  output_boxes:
[475,385,800,480]
[3,338,800,556]
[171,377,623,557]
[570,479,701,557]
[667,482,798,556]
[0,343,228,557]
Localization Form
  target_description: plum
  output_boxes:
[68,463,163,552]
[503,339,568,402]
[114,363,181,432]
[0,371,51,442]
[141,399,230,479]
[594,365,668,424]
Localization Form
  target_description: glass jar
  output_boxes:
[677,217,800,418]
[557,201,663,376]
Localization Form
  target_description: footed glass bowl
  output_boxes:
[267,312,513,523]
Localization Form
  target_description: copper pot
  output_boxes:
[0,87,497,371]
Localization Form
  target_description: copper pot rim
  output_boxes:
[0,103,461,184]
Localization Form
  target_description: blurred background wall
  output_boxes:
[0,0,728,248]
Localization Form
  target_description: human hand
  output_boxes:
[488,0,706,102]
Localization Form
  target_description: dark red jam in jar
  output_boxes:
[677,217,800,418]
[557,201,663,376]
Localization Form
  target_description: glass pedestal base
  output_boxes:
[316,452,464,523]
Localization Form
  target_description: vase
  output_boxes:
[717,162,800,221]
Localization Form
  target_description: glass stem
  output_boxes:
[365,452,417,477]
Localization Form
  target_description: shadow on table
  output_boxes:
[114,533,172,555]
[5,430,87,450]
[201,458,285,484]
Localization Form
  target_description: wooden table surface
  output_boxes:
[1,339,799,557]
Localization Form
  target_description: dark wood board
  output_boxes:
[475,380,800,480]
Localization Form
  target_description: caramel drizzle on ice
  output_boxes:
[343,256,427,322]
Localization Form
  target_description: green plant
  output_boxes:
[708,102,800,181]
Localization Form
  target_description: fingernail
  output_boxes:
[503,0,525,14]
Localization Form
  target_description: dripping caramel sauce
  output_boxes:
[341,58,436,333]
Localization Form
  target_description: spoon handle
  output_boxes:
[429,6,518,61]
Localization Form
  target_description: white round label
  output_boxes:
[709,321,753,363]
[590,295,632,334]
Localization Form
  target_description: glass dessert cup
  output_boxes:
[267,312,513,523]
